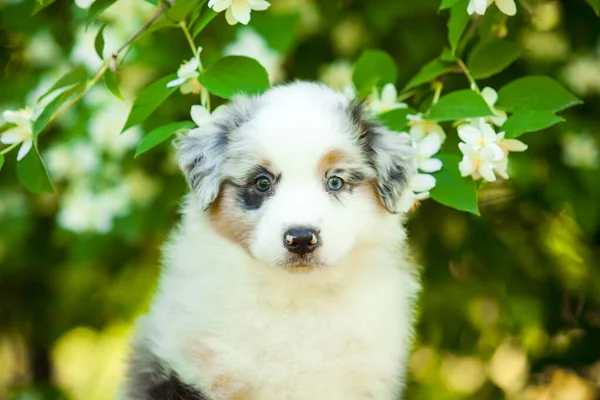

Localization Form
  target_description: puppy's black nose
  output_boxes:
[284,228,319,255]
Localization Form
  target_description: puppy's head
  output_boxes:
[177,82,414,272]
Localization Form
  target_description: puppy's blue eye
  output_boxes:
[327,176,344,191]
[255,176,272,192]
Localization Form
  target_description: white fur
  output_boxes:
[126,82,420,400]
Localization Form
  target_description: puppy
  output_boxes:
[122,82,420,400]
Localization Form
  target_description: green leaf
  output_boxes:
[250,12,301,53]
[32,0,57,15]
[496,76,582,113]
[431,154,479,215]
[38,67,87,102]
[428,90,493,122]
[0,154,4,172]
[587,0,600,15]
[376,108,416,132]
[104,70,123,100]
[166,0,197,21]
[16,146,54,193]
[199,56,270,100]
[34,83,86,137]
[448,0,470,54]
[439,0,462,9]
[403,58,455,91]
[122,74,178,132]
[86,0,117,27]
[467,40,525,79]
[352,50,398,97]
[192,9,218,38]
[502,111,564,138]
[135,121,196,158]
[94,23,107,60]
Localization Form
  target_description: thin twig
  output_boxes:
[180,21,199,58]
[110,2,171,71]
[457,59,480,93]
[0,142,19,155]
[49,64,109,124]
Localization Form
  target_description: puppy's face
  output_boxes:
[178,83,413,271]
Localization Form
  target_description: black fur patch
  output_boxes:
[238,187,268,210]
[127,359,210,400]
[346,100,411,213]
[147,373,210,400]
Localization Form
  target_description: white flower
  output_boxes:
[342,85,357,101]
[400,173,437,212]
[89,105,142,158]
[457,120,527,182]
[562,132,599,169]
[45,140,100,181]
[481,87,508,127]
[224,28,283,83]
[188,105,213,136]
[319,60,354,90]
[167,50,203,94]
[561,56,600,97]
[1,108,35,161]
[468,0,516,16]
[414,133,443,173]
[209,0,271,25]
[407,113,446,142]
[367,83,407,115]
[58,182,132,234]
[74,0,96,9]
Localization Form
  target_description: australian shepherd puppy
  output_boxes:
[122,82,421,400]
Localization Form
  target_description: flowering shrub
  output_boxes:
[0,0,589,218]
[2,1,600,398]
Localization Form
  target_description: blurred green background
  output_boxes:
[1,0,600,399]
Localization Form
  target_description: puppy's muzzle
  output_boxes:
[284,228,319,255]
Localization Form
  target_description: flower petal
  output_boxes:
[478,163,497,182]
[418,133,442,157]
[412,173,436,193]
[459,142,479,158]
[414,191,430,201]
[480,123,498,144]
[474,0,489,14]
[248,0,270,11]
[191,105,211,126]
[481,144,505,162]
[494,157,509,179]
[210,0,232,12]
[17,140,33,161]
[381,83,398,106]
[225,7,238,25]
[495,0,517,16]
[481,87,498,106]
[459,157,476,177]
[458,125,482,145]
[503,139,528,152]
[1,129,22,145]
[231,1,251,25]
[3,109,32,126]
[490,109,507,127]
[419,158,443,173]
[166,77,186,88]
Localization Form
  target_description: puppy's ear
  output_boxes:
[349,101,415,214]
[176,96,257,210]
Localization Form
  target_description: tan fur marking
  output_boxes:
[211,375,253,400]
[208,184,252,253]
[318,150,347,175]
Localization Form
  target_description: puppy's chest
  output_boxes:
[182,287,409,400]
